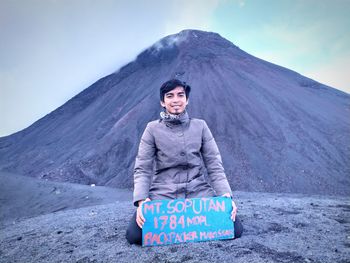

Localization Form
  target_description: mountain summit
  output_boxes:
[1,29,349,195]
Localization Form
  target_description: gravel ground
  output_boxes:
[0,173,349,263]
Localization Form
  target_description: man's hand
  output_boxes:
[222,193,237,222]
[136,198,151,228]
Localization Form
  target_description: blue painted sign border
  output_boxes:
[142,196,234,246]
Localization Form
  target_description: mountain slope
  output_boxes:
[1,29,349,195]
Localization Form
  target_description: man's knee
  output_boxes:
[126,228,142,245]
[234,216,244,238]
[126,212,142,245]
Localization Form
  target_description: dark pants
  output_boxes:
[126,211,244,245]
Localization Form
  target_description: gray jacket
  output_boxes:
[133,111,232,206]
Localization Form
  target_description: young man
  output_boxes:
[126,79,243,245]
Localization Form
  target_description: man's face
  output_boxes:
[160,86,188,115]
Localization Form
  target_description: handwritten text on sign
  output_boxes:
[142,197,234,246]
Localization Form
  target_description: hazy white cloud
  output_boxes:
[0,0,219,136]
[238,0,245,7]
[234,20,349,93]
[1,0,349,136]
[162,0,220,35]
[305,53,350,94]
[254,30,350,93]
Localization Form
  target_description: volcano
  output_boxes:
[0,29,349,195]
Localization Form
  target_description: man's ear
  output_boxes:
[160,101,165,107]
[186,99,189,105]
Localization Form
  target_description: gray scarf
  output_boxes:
[160,110,189,124]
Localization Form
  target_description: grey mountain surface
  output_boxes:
[0,172,131,225]
[1,172,349,263]
[0,29,349,196]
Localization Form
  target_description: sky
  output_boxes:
[1,0,349,137]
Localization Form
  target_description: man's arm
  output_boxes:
[133,124,156,207]
[200,121,233,196]
[200,121,237,221]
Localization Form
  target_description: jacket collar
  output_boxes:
[160,110,189,125]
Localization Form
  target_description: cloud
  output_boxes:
[305,53,350,93]
[238,0,245,7]
[2,0,349,136]
[0,0,220,136]
[234,19,350,92]
[162,0,220,35]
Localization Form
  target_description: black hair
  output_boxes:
[160,79,191,102]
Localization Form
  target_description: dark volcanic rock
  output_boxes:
[0,29,349,195]
[0,174,349,263]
